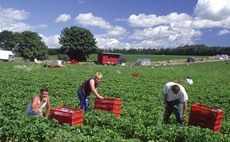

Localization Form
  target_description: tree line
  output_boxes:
[97,44,230,56]
[0,26,97,61]
[50,44,230,57]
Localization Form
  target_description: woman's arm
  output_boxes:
[89,79,103,99]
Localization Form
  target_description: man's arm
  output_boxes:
[31,96,46,111]
[182,100,187,121]
[44,97,50,119]
[163,93,168,108]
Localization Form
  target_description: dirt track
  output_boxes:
[150,57,230,66]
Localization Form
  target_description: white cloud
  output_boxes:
[76,13,111,28]
[0,7,32,32]
[106,26,126,36]
[127,25,201,49]
[194,0,230,21]
[0,7,29,20]
[55,14,71,23]
[128,12,192,27]
[75,13,127,37]
[218,29,230,35]
[40,34,61,48]
[0,7,47,33]
[95,35,131,49]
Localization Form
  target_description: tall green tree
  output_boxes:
[59,26,98,61]
[0,30,16,51]
[16,31,49,60]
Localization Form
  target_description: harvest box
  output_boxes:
[50,106,83,126]
[94,98,122,117]
[188,103,224,132]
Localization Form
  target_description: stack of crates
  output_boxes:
[50,106,83,126]
[94,98,122,117]
[188,103,224,132]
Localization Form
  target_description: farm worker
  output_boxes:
[162,82,188,124]
[26,87,50,119]
[77,72,104,112]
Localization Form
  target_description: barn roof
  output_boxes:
[100,52,122,55]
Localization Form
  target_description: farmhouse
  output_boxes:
[0,50,14,61]
[98,52,122,65]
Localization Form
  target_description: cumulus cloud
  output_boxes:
[95,35,131,49]
[128,12,192,27]
[75,13,127,37]
[194,0,230,21]
[0,7,47,33]
[76,13,110,28]
[55,14,71,23]
[0,7,29,20]
[40,34,61,48]
[128,25,201,48]
[218,29,230,35]
[0,7,32,32]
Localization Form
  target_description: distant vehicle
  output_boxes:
[0,50,14,61]
[187,57,195,62]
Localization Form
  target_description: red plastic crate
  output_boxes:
[188,121,221,132]
[188,103,224,132]
[50,106,83,126]
[94,98,122,105]
[190,103,224,119]
[48,65,54,68]
[94,103,121,109]
[189,116,222,128]
[94,98,122,117]
[132,73,141,77]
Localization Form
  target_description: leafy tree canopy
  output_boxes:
[0,30,49,60]
[0,30,16,51]
[59,26,98,61]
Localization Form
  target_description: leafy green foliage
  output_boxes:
[0,30,49,60]
[57,54,69,61]
[17,31,49,60]
[0,59,229,141]
[0,30,16,51]
[59,26,98,61]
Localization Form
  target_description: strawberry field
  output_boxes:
[0,60,229,141]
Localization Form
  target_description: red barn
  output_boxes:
[98,52,122,65]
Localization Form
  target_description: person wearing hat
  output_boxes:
[162,82,188,124]
[77,72,104,112]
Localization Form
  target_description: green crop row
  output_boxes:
[0,60,229,142]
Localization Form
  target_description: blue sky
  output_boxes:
[0,0,230,49]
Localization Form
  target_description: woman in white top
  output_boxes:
[26,87,50,119]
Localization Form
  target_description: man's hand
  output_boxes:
[42,96,48,102]
[182,115,186,121]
